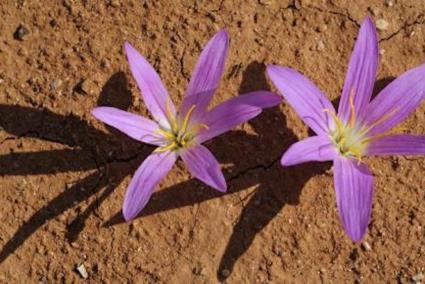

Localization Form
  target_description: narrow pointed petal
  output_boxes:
[195,94,267,143]
[333,158,374,242]
[366,134,425,156]
[365,62,425,135]
[267,65,335,135]
[338,16,379,122]
[281,135,338,166]
[180,30,229,119]
[124,42,175,127]
[92,107,162,145]
[123,151,177,221]
[181,144,227,192]
[226,91,282,108]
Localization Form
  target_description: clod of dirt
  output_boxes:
[13,24,30,41]
[376,19,390,30]
[74,79,96,95]
[76,264,89,279]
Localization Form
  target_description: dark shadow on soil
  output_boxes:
[0,71,151,263]
[372,76,396,99]
[103,62,329,281]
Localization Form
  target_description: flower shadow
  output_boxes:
[0,72,152,263]
[103,62,330,281]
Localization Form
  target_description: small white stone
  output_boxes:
[76,264,88,279]
[362,241,372,251]
[317,40,325,51]
[413,273,424,282]
[376,19,390,30]
[379,48,386,55]
[384,0,394,7]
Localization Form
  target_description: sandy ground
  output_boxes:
[0,0,425,283]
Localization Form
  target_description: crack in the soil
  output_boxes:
[379,14,425,42]
[305,5,360,27]
[228,155,280,184]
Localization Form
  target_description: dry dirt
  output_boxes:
[1,0,425,283]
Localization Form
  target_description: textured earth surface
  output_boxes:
[1,0,425,283]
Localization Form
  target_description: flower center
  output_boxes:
[155,104,208,153]
[325,93,396,161]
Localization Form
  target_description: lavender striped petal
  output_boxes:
[181,144,227,192]
[267,65,335,135]
[281,135,338,166]
[92,107,162,145]
[195,96,264,143]
[124,42,176,128]
[366,134,425,156]
[338,16,379,123]
[365,62,425,136]
[334,157,374,242]
[123,151,177,221]
[180,30,229,120]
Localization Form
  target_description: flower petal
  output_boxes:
[365,62,425,135]
[180,30,229,120]
[281,135,338,166]
[92,107,162,145]
[366,134,425,156]
[195,95,266,143]
[267,65,335,135]
[333,157,374,242]
[180,144,227,192]
[123,151,177,221]
[338,16,379,123]
[124,42,175,127]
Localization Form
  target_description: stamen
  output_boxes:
[199,123,209,130]
[154,141,177,153]
[358,106,399,137]
[155,128,175,140]
[348,89,356,128]
[165,99,178,133]
[324,109,344,133]
[181,105,196,135]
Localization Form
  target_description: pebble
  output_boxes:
[221,268,230,278]
[362,241,372,251]
[317,40,325,51]
[379,48,386,55]
[109,0,120,7]
[258,0,272,5]
[413,273,424,282]
[376,19,389,31]
[13,24,30,40]
[384,0,394,7]
[76,264,88,279]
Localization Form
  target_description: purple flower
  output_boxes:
[92,30,281,221]
[267,17,425,241]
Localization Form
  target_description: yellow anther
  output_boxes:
[154,141,177,153]
[199,123,209,130]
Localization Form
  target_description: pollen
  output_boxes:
[325,91,396,162]
[155,104,207,153]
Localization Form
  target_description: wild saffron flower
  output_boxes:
[267,17,425,241]
[92,30,281,221]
